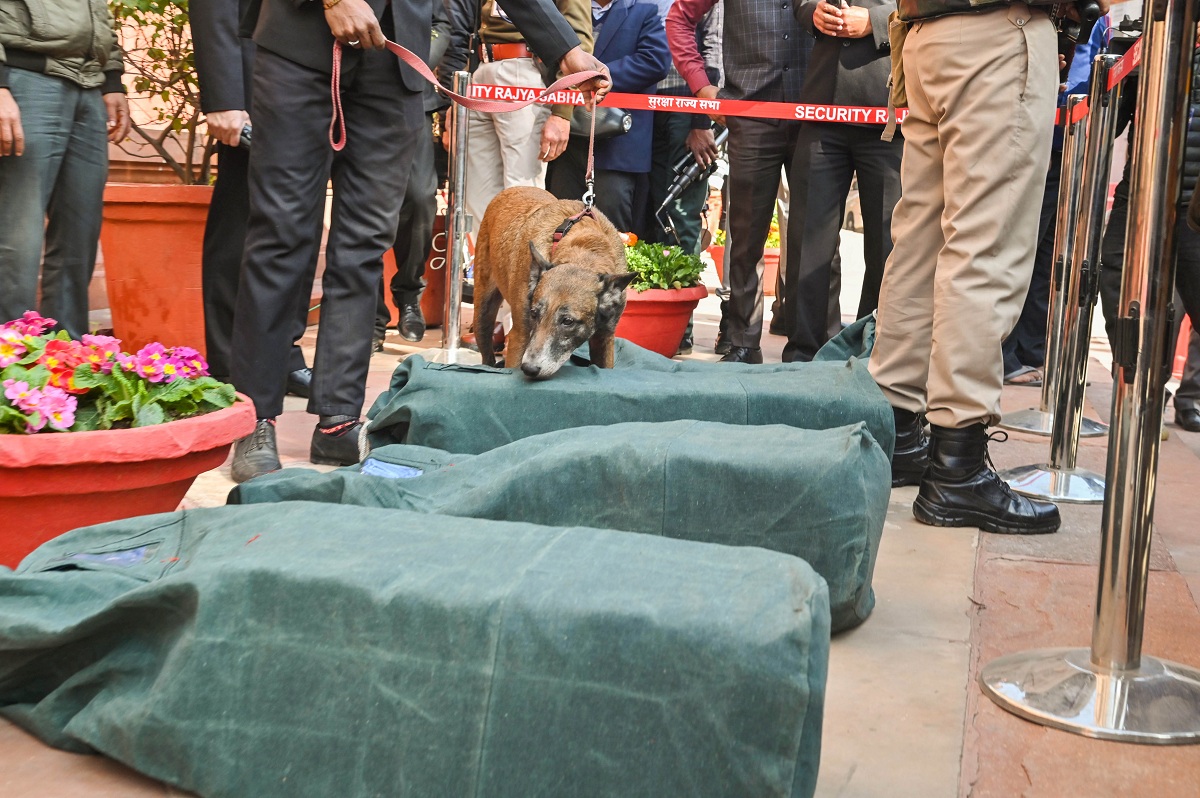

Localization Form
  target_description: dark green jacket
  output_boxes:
[0,0,124,92]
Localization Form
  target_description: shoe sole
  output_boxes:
[912,496,1059,535]
[310,454,359,467]
[891,471,923,489]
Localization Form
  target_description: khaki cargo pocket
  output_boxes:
[883,11,909,142]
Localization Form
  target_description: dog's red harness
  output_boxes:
[550,207,595,256]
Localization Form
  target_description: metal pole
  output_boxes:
[1001,96,1106,437]
[429,71,479,365]
[1002,57,1123,503]
[981,0,1200,743]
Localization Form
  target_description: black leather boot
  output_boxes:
[310,415,365,466]
[891,407,929,488]
[913,423,1061,534]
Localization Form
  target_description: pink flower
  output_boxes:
[158,355,187,383]
[0,311,55,338]
[37,386,76,431]
[3,379,42,413]
[171,346,209,378]
[133,342,168,382]
[0,328,26,367]
[82,334,122,358]
[80,334,121,375]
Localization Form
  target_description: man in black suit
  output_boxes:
[191,0,315,395]
[782,0,901,362]
[230,0,610,483]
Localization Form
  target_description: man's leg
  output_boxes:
[389,114,437,342]
[850,124,903,322]
[646,104,708,253]
[310,51,418,422]
[492,58,552,190]
[232,50,334,421]
[0,70,68,327]
[40,85,108,339]
[724,118,796,357]
[783,123,853,362]
[921,5,1057,429]
[201,143,250,381]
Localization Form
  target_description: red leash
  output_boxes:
[330,39,602,206]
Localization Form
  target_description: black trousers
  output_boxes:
[202,143,310,382]
[232,47,419,419]
[546,137,640,234]
[1100,176,1200,383]
[725,117,800,349]
[783,122,901,362]
[376,111,438,330]
[1002,149,1061,374]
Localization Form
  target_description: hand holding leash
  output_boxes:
[558,46,612,107]
[324,0,386,49]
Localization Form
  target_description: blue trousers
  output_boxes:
[0,69,108,337]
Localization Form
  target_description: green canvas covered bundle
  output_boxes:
[365,342,892,458]
[233,420,889,632]
[0,503,831,798]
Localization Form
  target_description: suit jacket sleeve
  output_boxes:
[193,0,249,112]
[867,2,893,51]
[440,0,474,91]
[499,0,582,67]
[431,0,453,67]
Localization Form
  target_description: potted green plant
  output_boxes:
[0,312,255,566]
[615,242,707,358]
[101,0,216,353]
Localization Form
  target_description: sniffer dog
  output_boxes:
[473,186,635,378]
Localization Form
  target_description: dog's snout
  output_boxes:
[521,362,542,378]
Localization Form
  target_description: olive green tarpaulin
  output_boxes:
[0,503,831,798]
[365,340,892,458]
[232,420,889,632]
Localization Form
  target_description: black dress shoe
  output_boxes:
[1177,407,1200,432]
[286,367,312,398]
[398,303,426,343]
[719,346,763,364]
[310,415,365,466]
[231,419,281,484]
[676,334,693,356]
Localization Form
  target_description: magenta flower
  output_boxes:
[37,386,77,431]
[3,379,42,413]
[171,346,210,378]
[82,334,122,357]
[158,355,188,383]
[0,328,26,367]
[0,311,56,337]
[133,342,168,382]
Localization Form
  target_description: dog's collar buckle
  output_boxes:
[550,207,595,255]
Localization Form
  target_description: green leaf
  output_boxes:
[199,382,236,408]
[134,401,167,428]
[0,403,29,433]
[71,405,103,431]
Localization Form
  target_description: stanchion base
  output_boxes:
[980,648,1200,744]
[999,408,1108,437]
[423,347,482,365]
[999,464,1106,504]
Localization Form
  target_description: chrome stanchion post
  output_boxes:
[1002,56,1123,503]
[431,70,480,365]
[1002,96,1106,437]
[981,0,1200,743]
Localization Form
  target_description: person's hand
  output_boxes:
[103,92,131,144]
[815,2,870,38]
[559,46,611,107]
[0,89,23,156]
[696,85,725,127]
[325,0,386,49]
[685,127,718,168]
[540,114,570,162]
[205,109,250,147]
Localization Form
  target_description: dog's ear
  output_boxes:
[599,271,637,296]
[528,242,555,296]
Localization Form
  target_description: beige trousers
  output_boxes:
[868,3,1056,428]
[464,58,551,234]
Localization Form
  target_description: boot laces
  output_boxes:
[248,419,274,452]
[984,429,1014,493]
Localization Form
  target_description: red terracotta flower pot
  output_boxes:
[0,397,256,568]
[762,248,781,297]
[100,183,214,354]
[708,245,725,282]
[614,285,707,359]
[381,213,448,329]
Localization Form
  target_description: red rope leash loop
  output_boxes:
[330,43,348,151]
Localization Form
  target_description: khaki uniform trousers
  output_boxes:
[464,57,551,233]
[868,3,1056,428]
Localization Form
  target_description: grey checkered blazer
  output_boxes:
[721,0,811,103]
